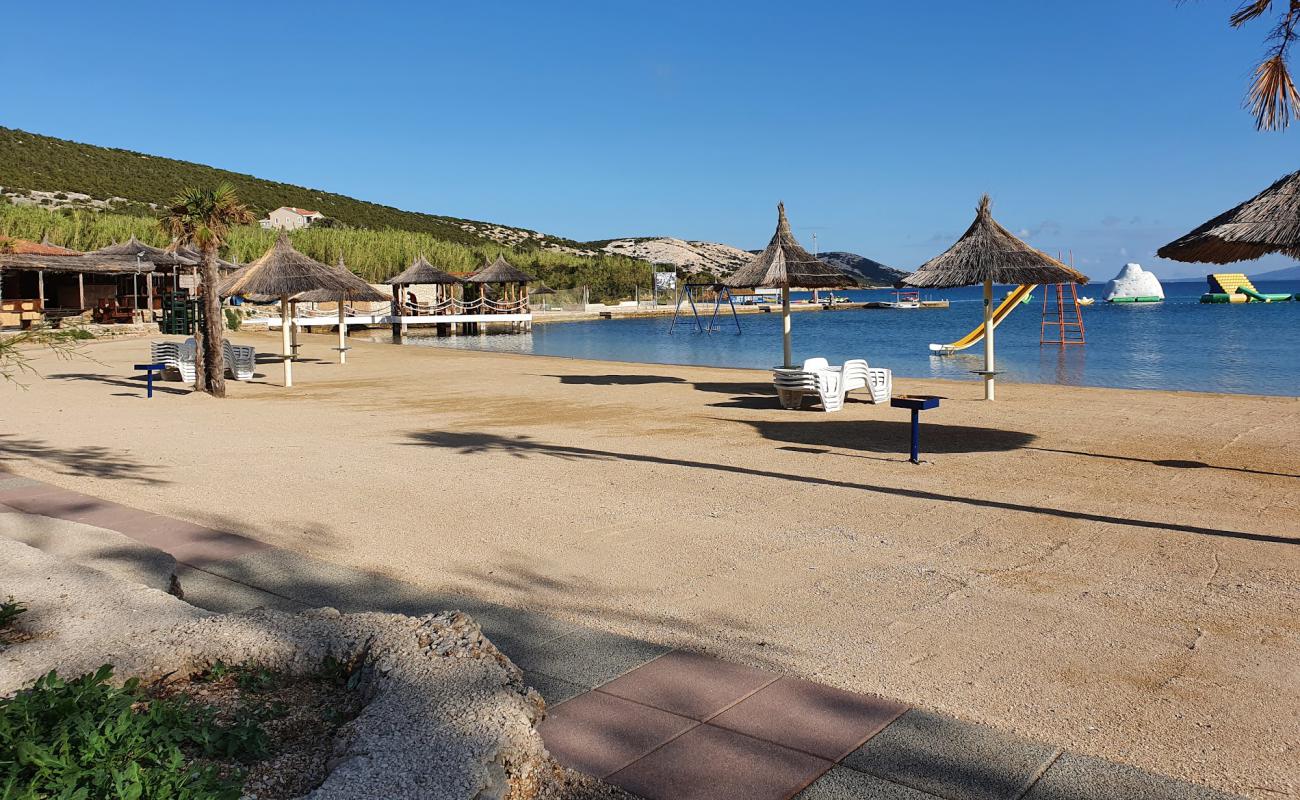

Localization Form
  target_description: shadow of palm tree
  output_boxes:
[0,434,169,485]
[403,430,1295,547]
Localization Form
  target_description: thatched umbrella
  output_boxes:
[1157,168,1300,264]
[723,202,859,368]
[91,237,197,310]
[293,255,388,365]
[465,255,536,311]
[219,233,359,386]
[900,195,1088,400]
[383,255,463,313]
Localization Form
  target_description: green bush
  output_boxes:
[0,665,268,800]
[223,308,241,331]
[0,597,24,628]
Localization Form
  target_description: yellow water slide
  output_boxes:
[929,284,1036,353]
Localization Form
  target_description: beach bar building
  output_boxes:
[0,236,200,327]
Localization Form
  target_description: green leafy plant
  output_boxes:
[0,597,26,628]
[0,665,272,799]
[223,308,242,331]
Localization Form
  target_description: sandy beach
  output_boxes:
[4,331,1298,798]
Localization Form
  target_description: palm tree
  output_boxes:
[1222,0,1300,130]
[161,184,253,397]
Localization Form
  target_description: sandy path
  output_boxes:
[3,331,1298,797]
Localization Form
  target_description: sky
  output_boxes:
[3,0,1296,279]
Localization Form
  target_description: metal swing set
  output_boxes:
[667,282,742,334]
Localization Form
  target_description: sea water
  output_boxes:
[371,280,1300,396]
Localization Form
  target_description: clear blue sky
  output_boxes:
[3,1,1296,278]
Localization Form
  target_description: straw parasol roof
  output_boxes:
[90,236,196,267]
[465,255,536,284]
[294,255,389,302]
[900,196,1087,289]
[530,281,557,295]
[383,255,463,285]
[724,203,859,290]
[1157,168,1300,264]
[219,233,361,298]
[172,244,241,272]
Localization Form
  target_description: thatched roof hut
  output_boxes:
[1157,169,1300,264]
[0,237,154,275]
[172,244,241,272]
[900,196,1087,289]
[90,236,196,267]
[219,234,358,298]
[724,203,859,290]
[465,255,536,284]
[0,236,80,256]
[384,255,463,286]
[531,282,557,295]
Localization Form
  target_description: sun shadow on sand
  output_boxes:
[737,419,1035,454]
[544,374,688,386]
[1026,447,1300,479]
[0,434,169,485]
[404,430,1296,547]
[48,372,192,396]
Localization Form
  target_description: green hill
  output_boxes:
[0,127,583,249]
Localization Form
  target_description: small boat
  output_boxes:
[1077,297,1095,306]
[863,291,921,309]
[1003,289,1034,305]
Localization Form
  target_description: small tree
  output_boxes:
[161,184,253,397]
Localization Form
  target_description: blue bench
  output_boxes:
[133,363,167,398]
[889,395,941,464]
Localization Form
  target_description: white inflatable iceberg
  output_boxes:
[1103,263,1164,303]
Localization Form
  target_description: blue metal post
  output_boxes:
[910,409,920,463]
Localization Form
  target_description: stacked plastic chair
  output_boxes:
[222,341,256,381]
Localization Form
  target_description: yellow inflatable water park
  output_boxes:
[1200,273,1295,303]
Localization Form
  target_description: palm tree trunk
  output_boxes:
[200,247,226,397]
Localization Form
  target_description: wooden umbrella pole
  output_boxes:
[337,299,347,364]
[281,294,293,387]
[781,285,792,368]
[983,277,995,401]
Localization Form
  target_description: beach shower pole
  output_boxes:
[281,294,293,387]
[983,277,995,400]
[781,285,792,368]
[337,299,347,364]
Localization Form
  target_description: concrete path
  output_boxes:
[0,472,1243,800]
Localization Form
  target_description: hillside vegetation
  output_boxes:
[0,127,586,249]
[0,203,653,302]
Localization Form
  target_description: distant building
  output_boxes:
[260,207,325,231]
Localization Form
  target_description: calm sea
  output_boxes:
[366,280,1300,396]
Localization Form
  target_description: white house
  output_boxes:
[260,207,325,231]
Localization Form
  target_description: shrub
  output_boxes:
[223,308,241,331]
[0,665,269,800]
[0,596,25,627]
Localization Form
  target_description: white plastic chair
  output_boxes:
[222,340,255,381]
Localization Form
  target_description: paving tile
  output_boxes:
[510,627,672,689]
[796,765,944,800]
[1,490,110,518]
[843,709,1059,800]
[538,690,696,779]
[609,723,832,800]
[525,671,588,706]
[709,676,909,761]
[1022,753,1244,800]
[597,649,777,720]
[0,476,45,492]
[0,483,62,502]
